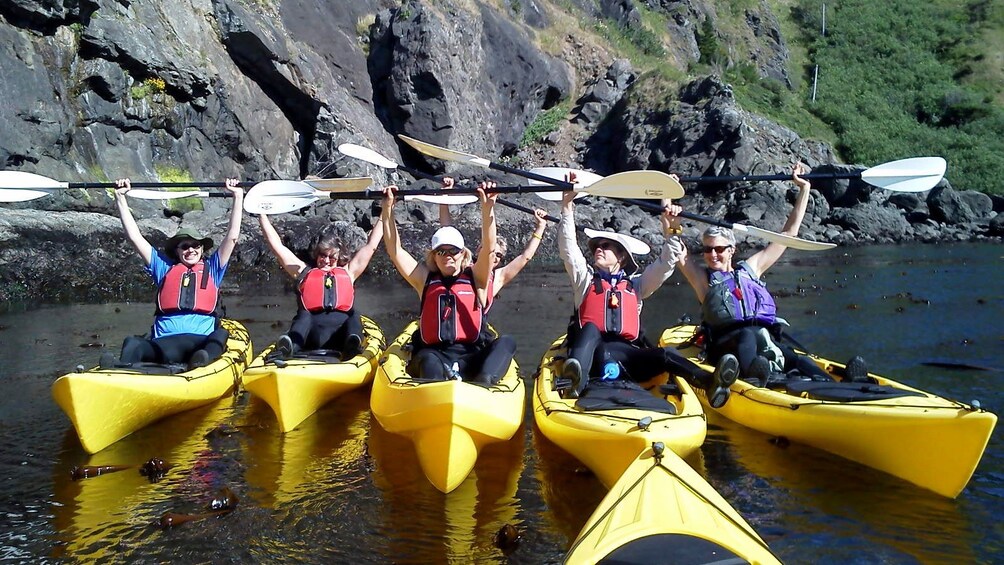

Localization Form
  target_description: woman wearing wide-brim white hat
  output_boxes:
[557,180,737,408]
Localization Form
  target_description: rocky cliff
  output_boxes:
[0,0,998,305]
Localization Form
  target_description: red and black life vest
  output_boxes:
[419,268,484,345]
[298,267,354,313]
[577,273,640,340]
[156,261,219,315]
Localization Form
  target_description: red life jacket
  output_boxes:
[298,267,354,313]
[419,268,484,345]
[577,273,640,340]
[156,261,219,315]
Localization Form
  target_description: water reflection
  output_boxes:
[240,388,370,509]
[368,414,525,563]
[710,411,978,563]
[50,397,239,560]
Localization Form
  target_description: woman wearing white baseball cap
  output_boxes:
[381,182,516,384]
[557,181,738,408]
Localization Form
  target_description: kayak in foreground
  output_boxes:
[564,441,782,565]
[534,334,707,489]
[242,316,384,432]
[660,324,998,498]
[52,318,253,454]
[370,321,524,493]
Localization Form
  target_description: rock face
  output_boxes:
[0,0,997,306]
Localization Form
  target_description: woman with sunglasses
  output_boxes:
[558,185,738,408]
[100,176,243,369]
[381,183,516,384]
[670,163,867,385]
[437,177,548,312]
[257,212,383,359]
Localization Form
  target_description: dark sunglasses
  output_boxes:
[177,241,203,251]
[493,251,505,260]
[593,241,617,251]
[435,247,463,257]
[702,245,733,254]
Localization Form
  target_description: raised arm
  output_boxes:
[381,186,427,293]
[472,182,497,290]
[637,197,686,299]
[558,190,590,296]
[746,162,811,276]
[216,178,244,266]
[494,208,547,292]
[666,205,710,303]
[346,214,384,281]
[438,176,455,226]
[114,178,154,266]
[258,213,307,278]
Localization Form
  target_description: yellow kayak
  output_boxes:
[564,442,782,565]
[533,334,707,488]
[660,324,998,498]
[242,316,384,432]
[370,321,524,493]
[52,318,252,454]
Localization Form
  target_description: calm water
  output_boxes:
[0,243,1000,563]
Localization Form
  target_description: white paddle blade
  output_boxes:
[0,171,68,190]
[534,191,587,202]
[0,188,55,202]
[398,134,491,168]
[127,189,205,200]
[305,177,373,192]
[526,167,604,188]
[244,180,319,214]
[861,157,946,192]
[585,170,686,199]
[337,144,400,169]
[403,194,479,205]
[527,167,597,201]
[735,223,837,251]
[582,227,651,255]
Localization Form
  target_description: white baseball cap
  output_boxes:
[430,226,465,250]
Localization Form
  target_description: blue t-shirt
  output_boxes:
[147,250,228,338]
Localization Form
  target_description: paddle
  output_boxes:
[0,170,259,203]
[127,189,230,200]
[494,198,650,253]
[337,143,477,205]
[622,197,835,251]
[397,134,685,199]
[676,157,947,192]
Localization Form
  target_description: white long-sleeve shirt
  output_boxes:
[557,208,684,313]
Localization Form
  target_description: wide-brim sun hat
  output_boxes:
[584,228,650,275]
[430,226,465,250]
[165,227,214,259]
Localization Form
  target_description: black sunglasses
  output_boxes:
[177,241,203,251]
[435,247,462,257]
[702,245,733,254]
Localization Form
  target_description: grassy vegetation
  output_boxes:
[519,101,572,147]
[792,0,1004,193]
[130,76,166,100]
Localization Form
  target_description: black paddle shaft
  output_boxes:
[622,198,732,230]
[66,181,255,189]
